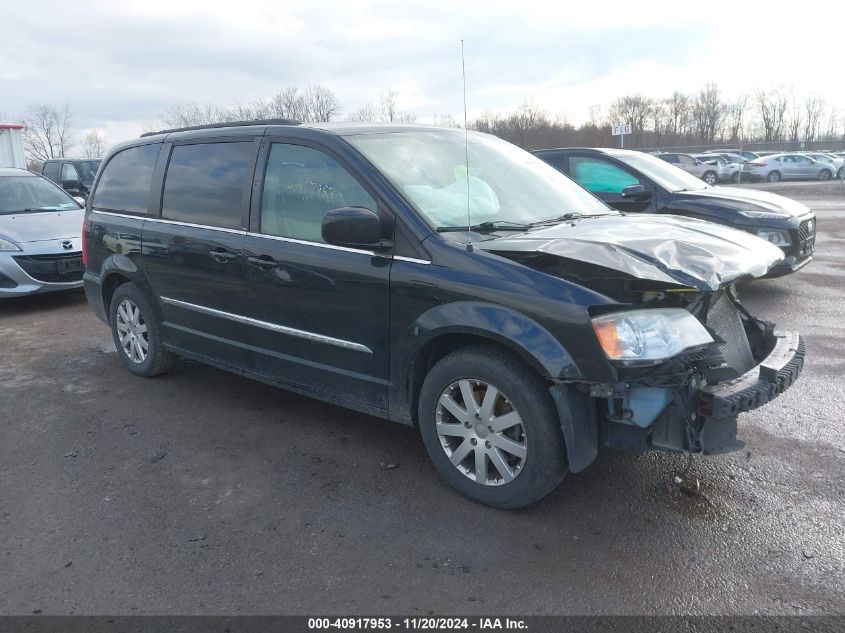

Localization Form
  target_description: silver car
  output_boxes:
[742,153,836,182]
[655,152,720,185]
[804,152,844,179]
[0,168,85,298]
[692,154,741,183]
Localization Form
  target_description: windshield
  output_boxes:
[0,175,81,214]
[612,151,709,192]
[76,160,101,181]
[345,130,612,230]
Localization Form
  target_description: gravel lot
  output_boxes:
[1,182,843,615]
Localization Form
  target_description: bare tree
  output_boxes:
[664,91,692,140]
[723,94,749,142]
[302,85,340,122]
[803,94,825,142]
[161,102,221,128]
[348,102,380,122]
[755,88,788,141]
[691,84,724,144]
[82,130,107,158]
[433,113,459,128]
[376,88,415,123]
[649,100,668,142]
[345,88,416,124]
[268,87,308,121]
[22,103,74,161]
[823,106,840,140]
[786,89,803,142]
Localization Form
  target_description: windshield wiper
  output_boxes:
[528,211,621,227]
[437,220,531,233]
[15,206,66,212]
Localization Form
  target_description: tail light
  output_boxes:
[81,221,87,267]
[747,162,765,167]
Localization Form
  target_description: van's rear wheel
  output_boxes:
[418,345,567,509]
[109,283,176,377]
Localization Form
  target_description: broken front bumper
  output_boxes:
[695,331,805,453]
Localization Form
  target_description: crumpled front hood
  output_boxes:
[684,186,812,218]
[480,214,785,291]
[0,209,84,244]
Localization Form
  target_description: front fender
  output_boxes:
[409,301,582,381]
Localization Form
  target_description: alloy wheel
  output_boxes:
[435,379,527,486]
[115,298,149,363]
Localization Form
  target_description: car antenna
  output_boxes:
[461,39,473,253]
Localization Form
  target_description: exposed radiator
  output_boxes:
[706,290,755,376]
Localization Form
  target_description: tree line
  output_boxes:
[15,82,844,169]
[473,84,843,151]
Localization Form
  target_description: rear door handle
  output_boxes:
[248,255,279,269]
[210,249,238,263]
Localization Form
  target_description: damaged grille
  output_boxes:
[705,291,755,376]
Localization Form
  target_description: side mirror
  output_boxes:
[322,207,386,250]
[620,184,653,201]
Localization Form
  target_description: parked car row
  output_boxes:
[652,149,845,184]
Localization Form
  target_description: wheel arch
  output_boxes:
[99,256,155,320]
[395,302,584,427]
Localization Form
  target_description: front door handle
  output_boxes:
[248,255,279,269]
[210,249,238,263]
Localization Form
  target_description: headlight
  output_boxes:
[756,230,792,246]
[737,210,786,219]
[0,238,21,252]
[592,308,713,362]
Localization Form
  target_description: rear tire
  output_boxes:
[109,283,177,377]
[767,171,781,183]
[703,171,718,185]
[819,169,831,181]
[837,167,843,179]
[418,345,567,509]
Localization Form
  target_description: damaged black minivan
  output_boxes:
[83,122,805,508]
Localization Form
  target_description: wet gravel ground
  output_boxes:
[1,183,843,615]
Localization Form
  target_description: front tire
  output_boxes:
[109,283,177,377]
[418,345,567,509]
[703,171,718,185]
[767,170,781,183]
[837,167,843,180]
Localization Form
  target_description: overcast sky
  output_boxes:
[4,0,844,154]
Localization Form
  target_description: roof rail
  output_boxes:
[140,118,300,138]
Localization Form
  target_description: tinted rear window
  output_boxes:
[92,144,161,214]
[161,142,253,229]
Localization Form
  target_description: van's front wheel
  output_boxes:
[418,345,567,509]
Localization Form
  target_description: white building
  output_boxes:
[0,124,26,169]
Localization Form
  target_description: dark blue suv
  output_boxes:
[82,121,804,508]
